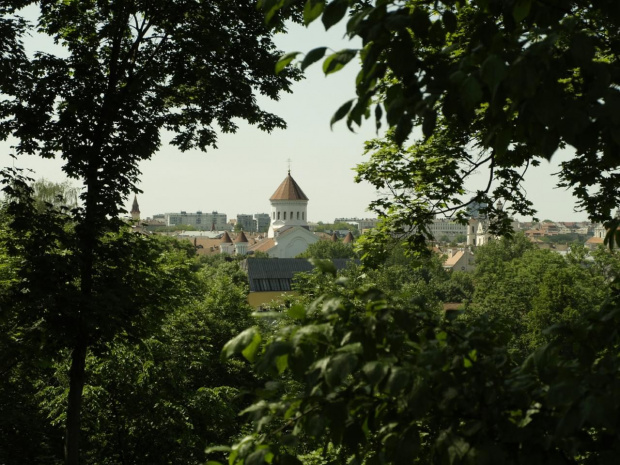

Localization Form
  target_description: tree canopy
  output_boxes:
[1,1,301,462]
[270,0,620,243]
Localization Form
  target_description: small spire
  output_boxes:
[131,195,140,214]
[287,158,292,175]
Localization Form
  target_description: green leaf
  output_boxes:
[301,47,327,71]
[310,258,338,276]
[275,52,300,74]
[512,0,531,23]
[323,49,357,75]
[363,361,388,387]
[287,304,306,320]
[304,0,324,25]
[481,55,507,90]
[461,76,482,108]
[276,354,288,374]
[393,116,412,146]
[223,327,260,360]
[242,330,262,362]
[322,0,348,30]
[385,367,410,394]
[325,353,357,387]
[331,99,355,128]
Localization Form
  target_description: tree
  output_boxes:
[270,0,620,246]
[31,178,79,212]
[223,254,620,465]
[297,240,358,259]
[0,2,301,460]
[34,256,257,464]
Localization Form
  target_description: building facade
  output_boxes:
[254,213,271,233]
[164,211,228,230]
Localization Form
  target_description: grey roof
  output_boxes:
[242,258,356,292]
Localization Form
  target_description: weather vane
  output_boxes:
[287,158,292,174]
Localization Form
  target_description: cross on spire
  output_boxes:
[287,158,292,174]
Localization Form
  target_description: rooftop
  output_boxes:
[270,171,309,201]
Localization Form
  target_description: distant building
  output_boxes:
[443,248,475,272]
[237,214,256,232]
[254,213,270,233]
[335,217,378,231]
[428,218,467,241]
[164,211,228,230]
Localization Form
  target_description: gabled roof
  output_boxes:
[248,238,276,253]
[235,231,249,243]
[444,251,465,267]
[343,231,354,243]
[270,171,309,201]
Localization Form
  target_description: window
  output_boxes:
[290,212,293,220]
[277,212,280,220]
[272,212,275,219]
[283,212,286,220]
[297,212,299,220]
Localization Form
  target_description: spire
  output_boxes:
[131,195,140,214]
[130,195,140,221]
[343,231,354,244]
[330,232,338,242]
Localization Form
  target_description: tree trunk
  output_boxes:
[65,339,88,465]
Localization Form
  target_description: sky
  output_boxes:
[1,13,589,223]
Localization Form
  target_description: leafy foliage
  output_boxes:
[267,0,620,245]
[222,246,620,465]
[1,1,302,460]
[296,240,358,259]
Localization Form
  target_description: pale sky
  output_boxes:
[1,15,588,223]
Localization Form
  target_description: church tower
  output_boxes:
[268,170,309,238]
[131,195,140,222]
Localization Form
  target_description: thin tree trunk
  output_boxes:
[65,339,88,465]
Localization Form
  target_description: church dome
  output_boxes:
[270,171,309,201]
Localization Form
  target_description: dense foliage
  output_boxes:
[0,224,259,463]
[271,0,620,246]
[223,237,620,465]
[0,1,301,461]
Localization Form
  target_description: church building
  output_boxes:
[249,170,318,258]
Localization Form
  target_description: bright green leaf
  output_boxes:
[275,52,300,74]
[304,0,324,25]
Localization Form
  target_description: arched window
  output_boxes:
[277,212,280,220]
[283,212,286,220]
[272,212,275,220]
[290,211,293,220]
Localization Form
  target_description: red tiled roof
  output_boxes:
[270,172,309,201]
[248,238,276,253]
